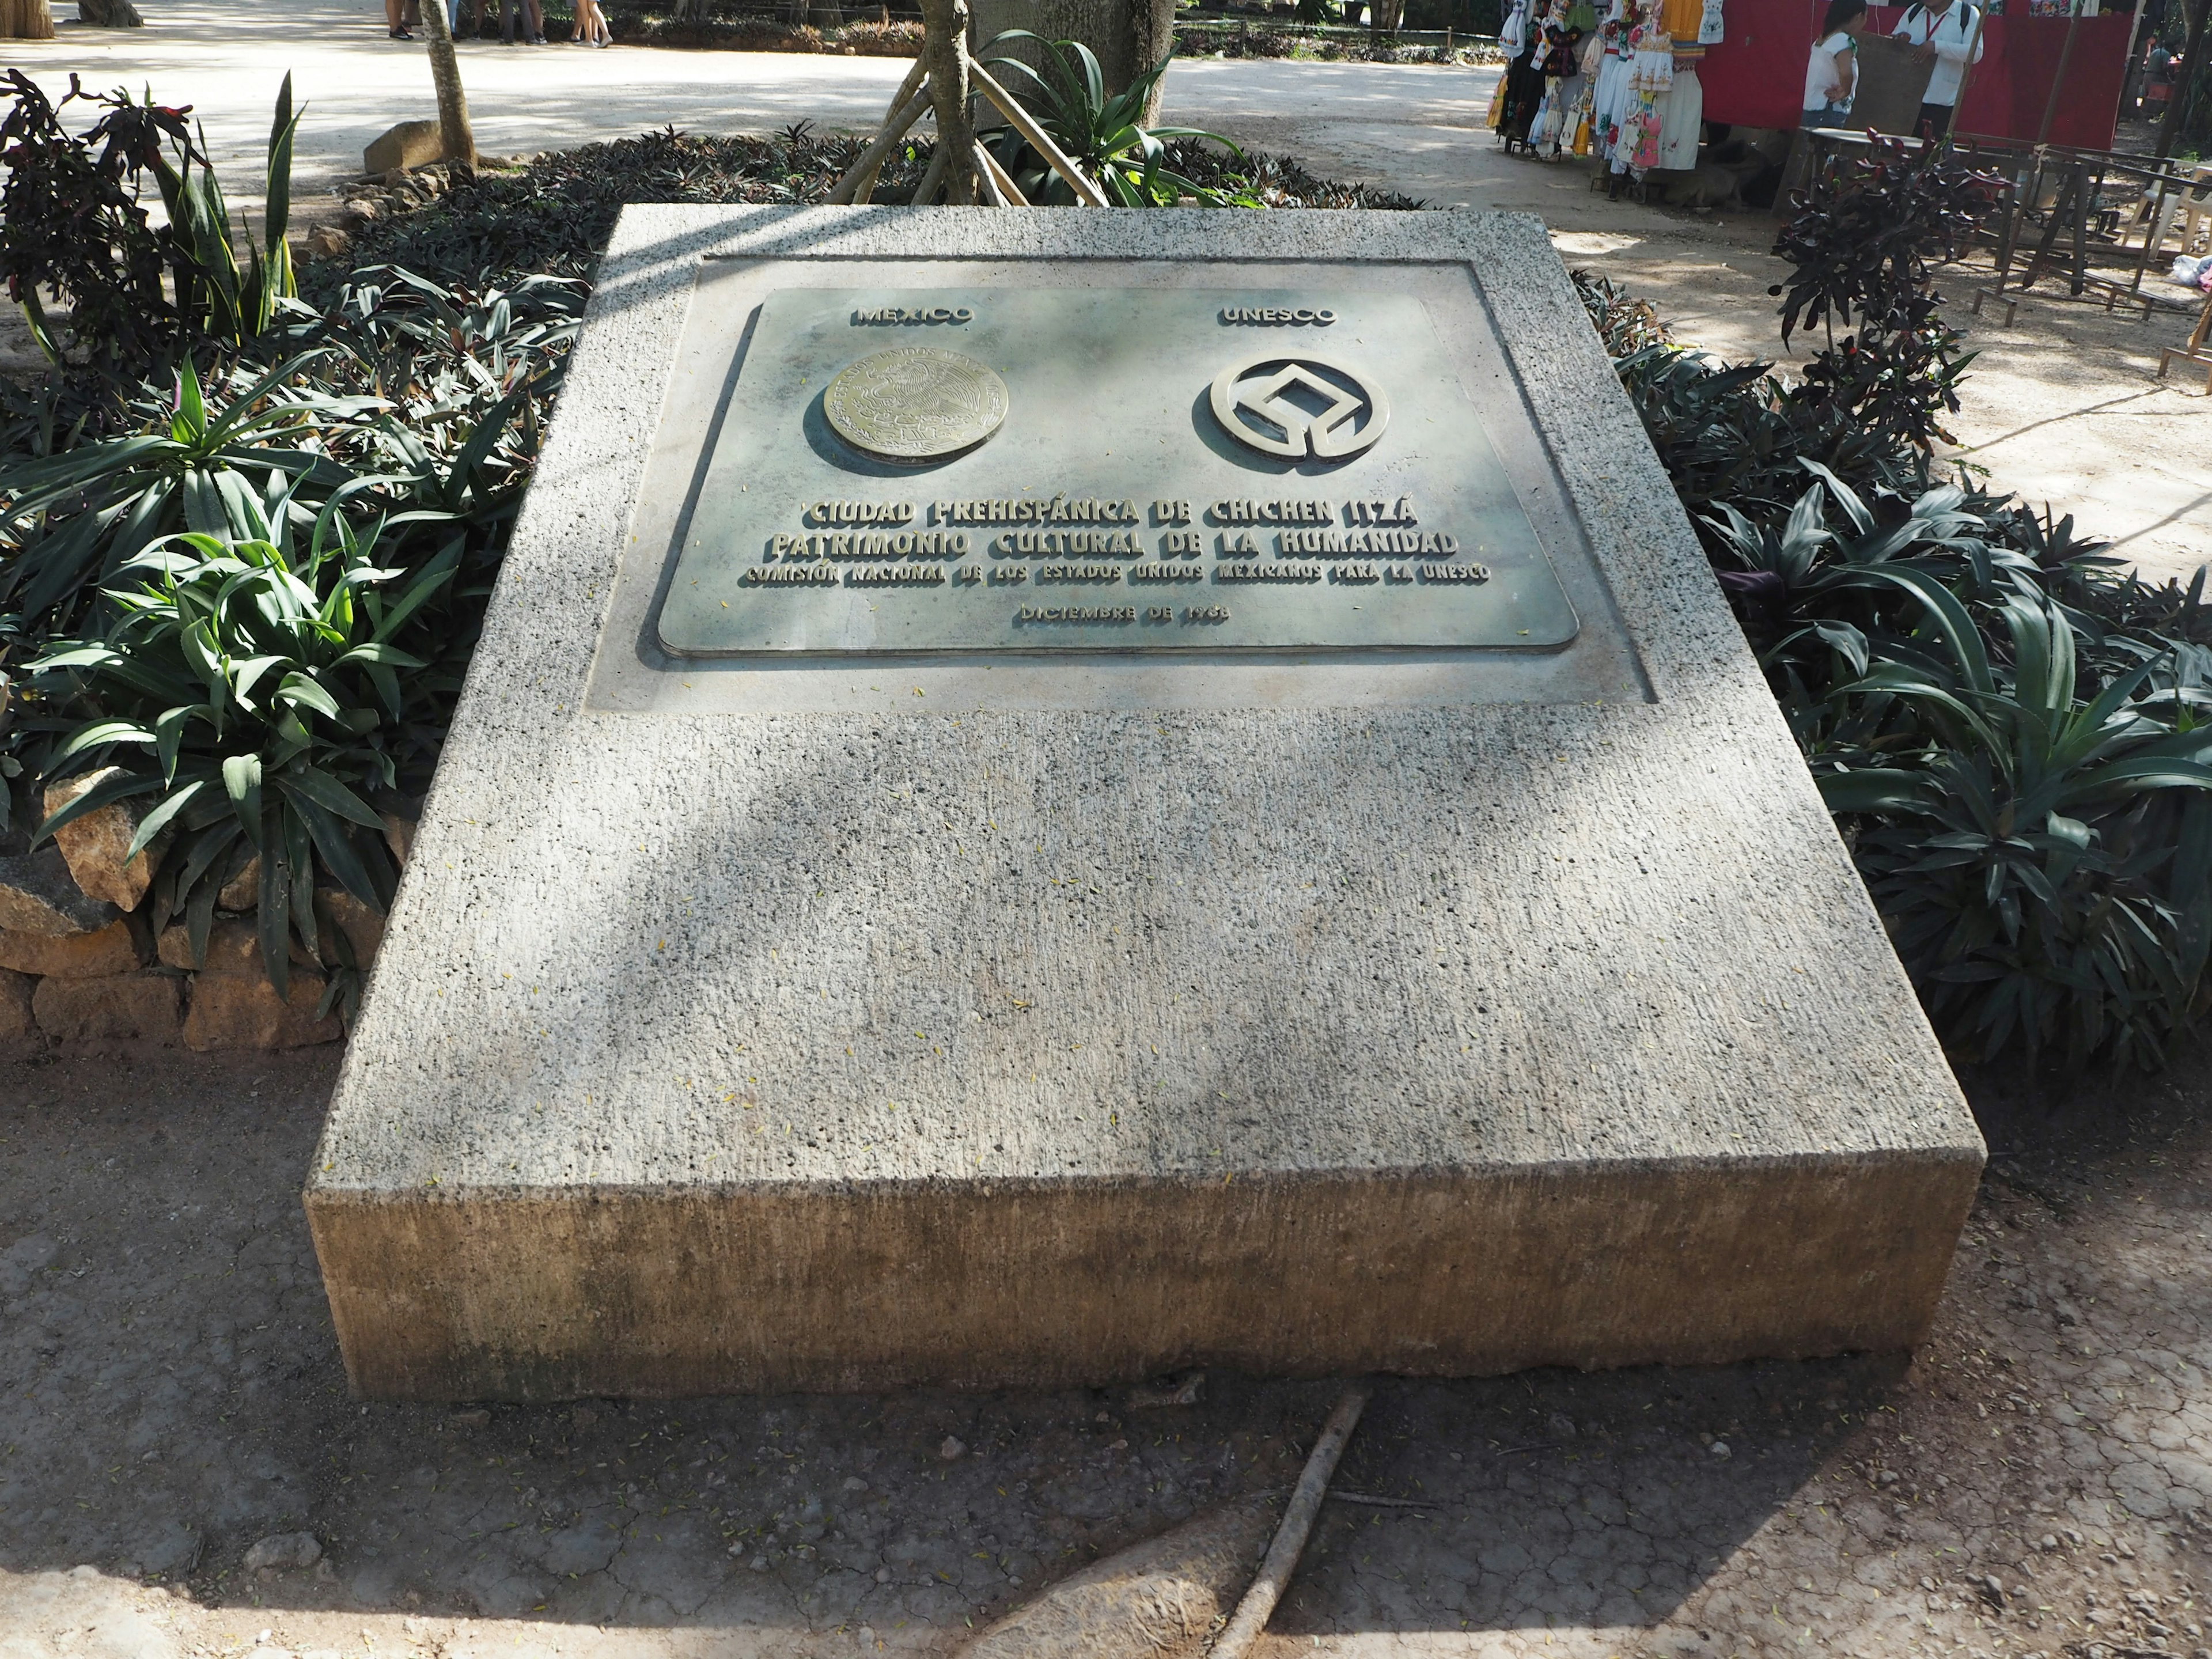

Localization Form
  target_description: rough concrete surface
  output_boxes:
[0,1046,2208,1658]
[306,206,1977,1396]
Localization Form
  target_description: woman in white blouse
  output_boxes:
[1802,0,1868,128]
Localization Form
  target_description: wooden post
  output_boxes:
[2157,0,2211,160]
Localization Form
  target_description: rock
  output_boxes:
[318,887,386,968]
[159,918,313,976]
[77,0,143,22]
[938,1436,967,1461]
[1127,1371,1205,1409]
[32,972,181,1042]
[218,855,259,912]
[0,968,34,1049]
[448,1407,490,1429]
[43,768,166,910]
[304,225,353,261]
[0,840,119,937]
[363,119,445,177]
[1709,1441,1732,1460]
[136,1520,200,1578]
[570,1405,598,1429]
[381,811,417,867]
[1547,1412,1578,1441]
[0,919,142,979]
[842,1476,869,1492]
[242,1532,322,1571]
[183,970,343,1051]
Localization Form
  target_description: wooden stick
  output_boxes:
[827,84,934,205]
[846,55,930,204]
[974,139,1030,206]
[968,59,1110,206]
[911,140,952,206]
[1211,1385,1370,1659]
[971,139,1004,204]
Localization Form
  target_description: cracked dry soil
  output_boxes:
[1,1047,2209,1658]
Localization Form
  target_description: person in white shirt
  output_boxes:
[1893,0,1985,138]
[1802,0,1868,127]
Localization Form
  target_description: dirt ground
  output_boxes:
[1,1043,2209,1658]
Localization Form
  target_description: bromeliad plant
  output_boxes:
[979,35,1249,207]
[31,516,455,1011]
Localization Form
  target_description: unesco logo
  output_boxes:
[1208,352,1389,463]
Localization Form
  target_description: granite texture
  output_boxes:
[305,207,1983,1399]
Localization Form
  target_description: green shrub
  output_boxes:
[1575,145,2212,1071]
[32,518,446,1014]
[1,268,582,1001]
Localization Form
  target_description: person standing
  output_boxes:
[1893,0,1984,139]
[573,0,609,43]
[1802,0,1867,126]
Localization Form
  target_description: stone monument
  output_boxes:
[305,208,1983,1400]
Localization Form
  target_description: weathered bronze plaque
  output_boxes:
[657,287,1579,656]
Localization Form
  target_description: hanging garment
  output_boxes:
[1615,22,1672,172]
[1499,0,1531,55]
[1531,77,1568,148]
[1494,29,1550,146]
[1657,62,1702,168]
[1590,0,1633,163]
[1697,0,1724,44]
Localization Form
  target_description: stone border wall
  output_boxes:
[0,782,410,1051]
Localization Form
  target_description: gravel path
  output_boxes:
[1,1047,2209,1657]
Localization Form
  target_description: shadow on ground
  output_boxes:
[7,1046,2212,1657]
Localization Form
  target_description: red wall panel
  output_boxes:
[1695,2,2133,149]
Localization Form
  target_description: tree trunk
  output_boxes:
[2158,0,2212,160]
[419,0,479,166]
[1,0,57,38]
[971,0,1177,122]
[919,0,977,202]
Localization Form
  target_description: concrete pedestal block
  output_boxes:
[306,207,1983,1399]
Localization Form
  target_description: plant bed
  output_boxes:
[308,125,1423,286]
[1571,137,2212,1072]
[1176,18,1502,62]
[603,12,923,52]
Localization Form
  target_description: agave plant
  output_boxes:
[978,34,1248,207]
[31,520,455,1006]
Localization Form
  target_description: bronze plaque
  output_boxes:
[656,287,1579,656]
